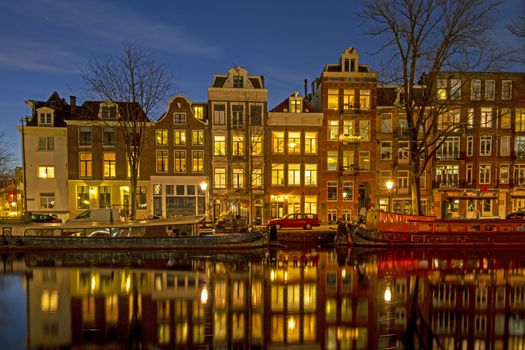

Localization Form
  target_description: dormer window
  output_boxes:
[290,98,302,113]
[39,112,53,126]
[233,75,244,88]
[100,105,117,119]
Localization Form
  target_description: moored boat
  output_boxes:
[349,210,525,246]
[0,215,268,250]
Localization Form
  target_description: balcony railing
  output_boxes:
[339,134,362,144]
[340,165,359,176]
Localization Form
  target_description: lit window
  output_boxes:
[359,90,371,110]
[76,186,90,209]
[232,135,245,156]
[343,89,355,109]
[288,164,301,186]
[359,151,370,172]
[480,108,493,128]
[327,150,338,171]
[214,167,226,188]
[304,164,317,186]
[41,290,58,312]
[288,132,301,154]
[214,135,226,156]
[174,130,186,145]
[156,130,168,145]
[232,168,244,188]
[437,79,447,100]
[380,141,392,160]
[327,89,338,110]
[193,105,204,120]
[99,186,111,208]
[174,151,186,172]
[79,153,92,177]
[290,98,302,113]
[501,108,511,129]
[271,164,285,185]
[251,136,263,156]
[103,153,116,178]
[342,182,353,201]
[479,164,491,184]
[156,150,168,173]
[272,132,285,153]
[40,193,55,209]
[38,166,55,179]
[328,120,339,141]
[252,169,262,188]
[359,120,370,141]
[192,150,204,172]
[192,130,204,145]
[342,150,355,171]
[304,132,317,154]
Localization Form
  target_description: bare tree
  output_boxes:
[82,44,172,219]
[508,11,525,38]
[0,133,14,181]
[362,0,503,215]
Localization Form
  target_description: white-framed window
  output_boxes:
[466,164,473,184]
[502,80,512,100]
[288,131,301,154]
[304,164,317,186]
[39,112,53,126]
[500,164,510,184]
[516,136,525,159]
[359,89,371,110]
[272,132,285,153]
[231,104,244,128]
[38,136,54,151]
[174,130,186,145]
[40,192,55,209]
[103,127,116,147]
[480,108,493,128]
[271,164,285,185]
[398,141,409,164]
[192,130,204,146]
[214,167,226,188]
[437,137,460,160]
[397,170,409,192]
[450,79,461,100]
[214,135,226,156]
[342,181,353,201]
[327,181,338,201]
[232,135,245,156]
[79,152,92,177]
[328,120,339,141]
[485,80,495,100]
[38,166,55,179]
[359,120,370,141]
[192,150,204,173]
[213,104,226,125]
[173,112,186,124]
[480,136,492,156]
[466,136,474,157]
[327,89,339,110]
[471,79,481,100]
[479,164,491,184]
[232,168,244,189]
[343,89,355,109]
[304,132,317,154]
[380,141,392,160]
[156,150,168,173]
[438,110,460,130]
[288,164,301,186]
[342,150,355,171]
[327,150,338,171]
[516,109,525,132]
[514,165,525,186]
[500,136,511,156]
[174,150,186,173]
[436,165,459,187]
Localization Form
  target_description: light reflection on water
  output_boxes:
[0,247,524,349]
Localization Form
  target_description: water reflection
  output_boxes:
[1,247,525,349]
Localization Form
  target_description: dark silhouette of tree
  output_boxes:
[82,44,172,219]
[362,0,503,214]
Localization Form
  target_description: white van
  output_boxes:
[67,208,122,223]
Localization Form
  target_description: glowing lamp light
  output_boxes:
[200,286,209,304]
[288,316,296,331]
[386,180,394,191]
[384,286,392,302]
[200,181,208,191]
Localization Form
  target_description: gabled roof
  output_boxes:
[270,94,318,113]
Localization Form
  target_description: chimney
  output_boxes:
[304,79,308,97]
[70,96,76,114]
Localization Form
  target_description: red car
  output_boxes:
[267,213,320,230]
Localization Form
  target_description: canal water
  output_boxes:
[0,246,524,349]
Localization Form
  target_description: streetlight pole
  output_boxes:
[200,180,208,220]
[21,117,29,222]
[386,180,394,213]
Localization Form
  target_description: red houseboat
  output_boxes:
[349,210,525,246]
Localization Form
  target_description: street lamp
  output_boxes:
[199,181,208,219]
[386,180,394,213]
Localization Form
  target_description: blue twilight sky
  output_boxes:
[1,0,524,165]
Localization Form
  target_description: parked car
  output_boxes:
[31,213,62,223]
[267,213,320,230]
[506,211,525,219]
